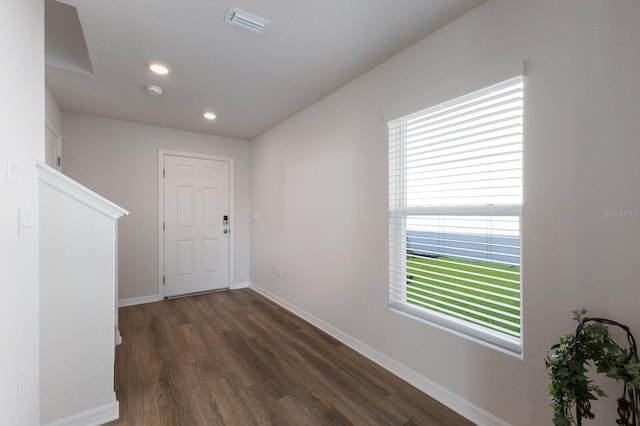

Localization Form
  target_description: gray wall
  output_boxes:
[62,113,251,301]
[250,0,640,424]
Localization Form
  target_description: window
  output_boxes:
[388,76,523,354]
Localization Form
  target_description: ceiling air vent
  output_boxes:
[224,7,270,35]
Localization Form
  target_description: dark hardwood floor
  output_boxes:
[108,289,474,425]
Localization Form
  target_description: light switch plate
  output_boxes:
[17,208,32,236]
[8,161,21,183]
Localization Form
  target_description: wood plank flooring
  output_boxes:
[107,289,474,425]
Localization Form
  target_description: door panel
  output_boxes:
[203,239,218,272]
[164,155,230,296]
[178,186,194,227]
[177,240,194,276]
[203,187,219,227]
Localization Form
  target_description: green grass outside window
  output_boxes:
[406,256,521,337]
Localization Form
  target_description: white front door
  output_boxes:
[163,154,230,297]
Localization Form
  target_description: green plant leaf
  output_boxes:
[572,308,587,322]
[546,310,640,425]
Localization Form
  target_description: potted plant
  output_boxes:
[545,309,640,425]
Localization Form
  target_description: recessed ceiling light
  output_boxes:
[203,112,216,120]
[149,63,170,75]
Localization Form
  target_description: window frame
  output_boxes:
[388,76,524,356]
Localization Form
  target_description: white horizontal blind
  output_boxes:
[389,76,523,354]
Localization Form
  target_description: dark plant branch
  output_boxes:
[546,309,640,425]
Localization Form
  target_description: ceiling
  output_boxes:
[45,0,485,141]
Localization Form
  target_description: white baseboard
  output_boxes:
[249,282,509,426]
[118,295,160,307]
[114,325,122,346]
[43,393,119,426]
[119,285,248,307]
[230,281,250,290]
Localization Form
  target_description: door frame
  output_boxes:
[45,119,62,171]
[158,149,235,299]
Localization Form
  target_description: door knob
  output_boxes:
[223,229,229,234]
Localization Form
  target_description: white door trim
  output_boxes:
[45,119,62,170]
[158,149,235,299]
